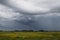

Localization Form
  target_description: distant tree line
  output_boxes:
[0,30,60,32]
[0,30,46,32]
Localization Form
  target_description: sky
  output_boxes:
[0,0,60,31]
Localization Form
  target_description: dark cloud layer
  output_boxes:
[0,0,60,31]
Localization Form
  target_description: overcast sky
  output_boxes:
[0,0,60,31]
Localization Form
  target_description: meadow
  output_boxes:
[0,32,60,40]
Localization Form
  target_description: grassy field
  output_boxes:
[0,32,60,40]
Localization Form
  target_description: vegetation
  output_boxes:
[0,32,60,40]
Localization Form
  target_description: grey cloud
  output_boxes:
[50,7,60,13]
[0,4,41,30]
[0,0,60,31]
[2,0,60,15]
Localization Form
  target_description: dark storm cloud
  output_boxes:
[0,4,41,30]
[0,0,60,31]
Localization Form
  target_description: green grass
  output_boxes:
[0,32,60,40]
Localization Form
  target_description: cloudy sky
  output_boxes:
[0,0,60,31]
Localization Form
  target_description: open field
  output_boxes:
[0,32,60,40]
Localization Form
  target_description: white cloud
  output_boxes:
[0,4,22,20]
[5,0,60,14]
[5,0,50,14]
